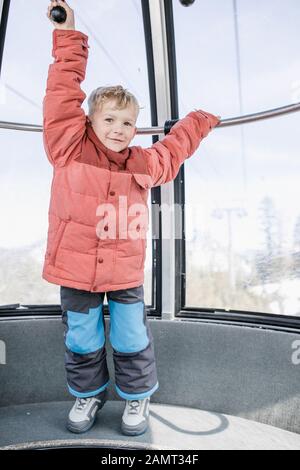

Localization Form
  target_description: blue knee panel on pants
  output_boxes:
[66,305,105,354]
[109,300,149,353]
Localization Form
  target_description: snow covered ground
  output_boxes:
[248,279,300,316]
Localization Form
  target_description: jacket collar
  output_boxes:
[86,116,130,170]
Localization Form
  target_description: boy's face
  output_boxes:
[90,100,138,152]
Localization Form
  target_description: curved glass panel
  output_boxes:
[0,0,153,307]
[0,0,151,126]
[185,113,300,315]
[173,0,300,117]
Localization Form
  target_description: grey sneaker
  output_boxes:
[121,397,150,436]
[67,389,107,434]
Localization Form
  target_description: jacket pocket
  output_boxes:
[132,173,152,191]
[48,218,69,267]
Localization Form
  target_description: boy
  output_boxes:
[44,1,220,435]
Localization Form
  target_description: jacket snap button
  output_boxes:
[104,225,109,231]
[98,258,104,263]
[109,191,115,196]
[137,225,140,231]
[145,184,149,189]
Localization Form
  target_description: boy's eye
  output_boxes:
[104,118,132,127]
[104,118,132,126]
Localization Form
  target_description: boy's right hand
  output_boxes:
[47,1,76,30]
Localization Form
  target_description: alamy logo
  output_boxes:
[0,340,6,365]
[291,340,300,365]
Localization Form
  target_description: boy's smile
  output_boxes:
[90,100,138,152]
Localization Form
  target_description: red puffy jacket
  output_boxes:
[42,30,219,292]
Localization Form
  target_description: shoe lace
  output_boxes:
[128,400,141,414]
[76,397,90,412]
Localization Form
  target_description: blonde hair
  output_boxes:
[88,85,140,118]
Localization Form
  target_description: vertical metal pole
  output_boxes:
[148,0,175,320]
[0,0,10,77]
[0,1,4,18]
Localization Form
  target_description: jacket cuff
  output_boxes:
[192,109,220,129]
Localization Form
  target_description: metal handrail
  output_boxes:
[0,101,299,135]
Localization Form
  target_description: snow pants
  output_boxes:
[60,285,159,400]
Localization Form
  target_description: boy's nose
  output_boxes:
[113,128,123,135]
